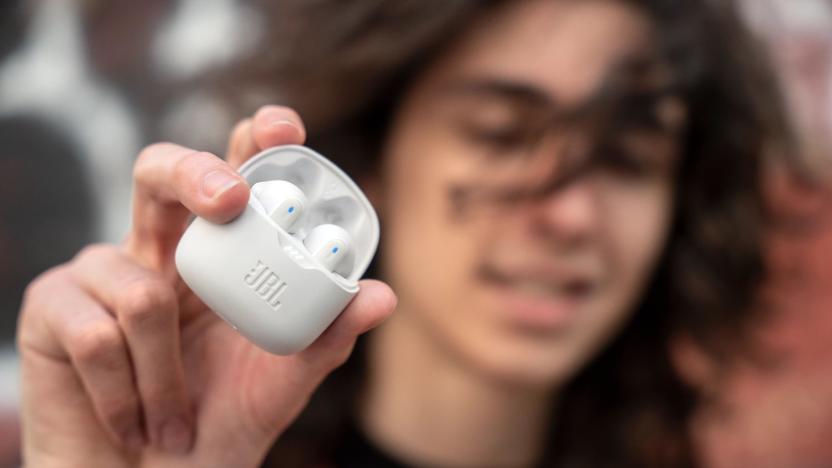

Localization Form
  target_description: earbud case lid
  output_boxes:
[175,145,380,354]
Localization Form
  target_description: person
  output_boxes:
[16,0,808,467]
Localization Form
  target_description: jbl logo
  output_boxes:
[244,261,288,310]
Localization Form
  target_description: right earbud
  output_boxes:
[251,180,308,233]
[304,224,352,272]
[251,180,352,274]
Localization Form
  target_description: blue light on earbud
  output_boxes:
[287,206,295,214]
[331,246,339,254]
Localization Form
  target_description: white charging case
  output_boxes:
[175,145,379,355]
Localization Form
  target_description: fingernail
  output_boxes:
[124,426,146,450]
[269,119,300,133]
[202,170,241,199]
[160,417,193,453]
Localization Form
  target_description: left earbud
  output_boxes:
[304,224,352,272]
[251,180,308,233]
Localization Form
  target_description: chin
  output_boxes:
[457,331,592,390]
[452,287,638,391]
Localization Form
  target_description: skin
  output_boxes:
[17,106,396,468]
[362,0,682,466]
[18,0,683,467]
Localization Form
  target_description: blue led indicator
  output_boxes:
[331,246,339,254]
[287,206,295,214]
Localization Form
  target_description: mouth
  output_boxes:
[478,262,597,330]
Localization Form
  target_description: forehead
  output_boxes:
[426,0,653,105]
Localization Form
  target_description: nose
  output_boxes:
[529,177,600,248]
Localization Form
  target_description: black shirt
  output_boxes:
[330,423,408,468]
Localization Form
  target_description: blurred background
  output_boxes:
[0,0,830,467]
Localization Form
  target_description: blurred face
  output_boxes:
[378,0,683,387]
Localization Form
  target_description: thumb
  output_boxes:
[301,279,398,366]
[241,280,396,446]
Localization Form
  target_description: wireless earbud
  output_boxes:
[251,180,307,233]
[252,181,353,274]
[304,224,351,272]
[176,145,380,355]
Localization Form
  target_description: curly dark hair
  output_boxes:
[221,0,807,466]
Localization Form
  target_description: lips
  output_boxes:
[479,261,598,330]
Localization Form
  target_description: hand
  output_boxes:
[17,106,396,468]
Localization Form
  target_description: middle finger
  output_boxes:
[71,245,193,453]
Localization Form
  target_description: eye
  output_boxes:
[602,150,652,177]
[460,122,536,152]
[597,142,669,179]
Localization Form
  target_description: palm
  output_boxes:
[23,286,316,468]
[135,314,298,467]
[179,299,317,457]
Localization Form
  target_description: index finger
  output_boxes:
[225,105,306,168]
[125,143,249,271]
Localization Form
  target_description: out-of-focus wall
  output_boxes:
[742,0,832,159]
[0,1,262,465]
[0,0,263,337]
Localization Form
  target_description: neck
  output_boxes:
[360,307,556,468]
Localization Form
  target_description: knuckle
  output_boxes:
[172,150,214,185]
[334,345,354,367]
[232,117,252,134]
[18,266,74,354]
[70,321,125,366]
[21,265,69,311]
[73,243,116,265]
[21,271,52,306]
[101,393,141,431]
[134,142,168,178]
[323,343,354,371]
[144,381,184,412]
[117,279,176,328]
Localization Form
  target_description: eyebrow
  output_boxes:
[440,77,558,109]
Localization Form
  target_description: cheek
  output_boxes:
[595,180,675,321]
[379,124,484,324]
[539,181,675,383]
